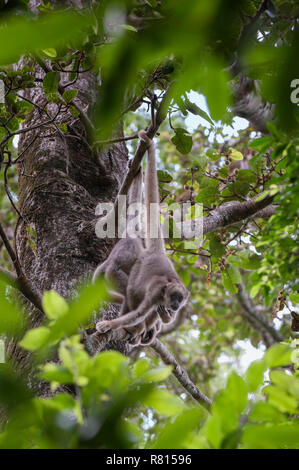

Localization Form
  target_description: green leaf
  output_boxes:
[185,99,214,126]
[222,270,238,294]
[142,389,187,416]
[249,402,287,423]
[120,24,138,33]
[43,71,60,95]
[264,344,292,368]
[206,148,220,160]
[19,327,50,351]
[141,366,173,383]
[196,184,220,205]
[226,372,248,414]
[39,363,73,385]
[157,170,173,183]
[42,290,69,320]
[290,293,299,304]
[48,278,108,342]
[229,148,243,161]
[0,12,93,66]
[209,236,226,258]
[236,169,257,184]
[249,136,274,152]
[201,59,230,121]
[269,370,299,399]
[62,89,78,104]
[242,422,299,449]
[204,413,223,449]
[42,48,57,58]
[262,385,298,413]
[152,408,203,449]
[221,266,241,293]
[227,265,242,284]
[171,128,192,155]
[0,281,24,336]
[245,360,267,392]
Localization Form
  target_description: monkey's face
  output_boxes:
[161,283,188,312]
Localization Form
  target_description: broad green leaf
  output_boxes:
[19,327,50,351]
[42,290,69,320]
[206,148,220,160]
[269,370,299,399]
[62,89,78,104]
[204,413,222,449]
[264,343,292,368]
[141,366,173,383]
[185,100,214,126]
[249,136,274,152]
[201,59,230,120]
[249,402,287,423]
[42,48,57,58]
[0,283,24,336]
[236,169,257,184]
[171,128,193,155]
[39,363,73,385]
[0,12,93,66]
[196,184,220,205]
[209,236,226,258]
[221,270,238,294]
[120,24,138,33]
[152,408,203,449]
[226,372,248,414]
[229,148,243,161]
[142,389,187,416]
[242,422,299,449]
[227,265,242,285]
[43,71,60,94]
[262,385,297,413]
[245,360,267,392]
[48,278,108,342]
[290,293,299,304]
[157,170,173,183]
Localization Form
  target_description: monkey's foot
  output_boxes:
[96,320,112,334]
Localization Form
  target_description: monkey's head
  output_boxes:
[159,281,189,313]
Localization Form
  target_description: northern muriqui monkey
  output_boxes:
[92,166,143,304]
[96,130,189,335]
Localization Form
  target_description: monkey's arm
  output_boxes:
[96,295,157,333]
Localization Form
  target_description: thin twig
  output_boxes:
[151,339,212,409]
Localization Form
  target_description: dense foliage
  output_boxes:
[0,0,298,449]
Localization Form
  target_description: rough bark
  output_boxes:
[5,61,130,392]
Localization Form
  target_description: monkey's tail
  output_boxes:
[138,130,165,253]
[92,260,108,283]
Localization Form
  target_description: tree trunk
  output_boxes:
[6,64,130,394]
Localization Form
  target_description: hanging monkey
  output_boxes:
[96,130,189,336]
[92,166,143,304]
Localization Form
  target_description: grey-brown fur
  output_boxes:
[96,131,189,338]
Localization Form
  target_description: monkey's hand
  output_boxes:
[95,320,112,334]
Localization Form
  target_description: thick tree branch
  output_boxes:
[0,219,22,277]
[0,220,43,313]
[181,195,275,240]
[236,283,283,346]
[34,54,94,139]
[151,339,212,409]
[114,87,172,204]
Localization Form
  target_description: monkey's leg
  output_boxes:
[126,321,146,346]
[140,317,162,346]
